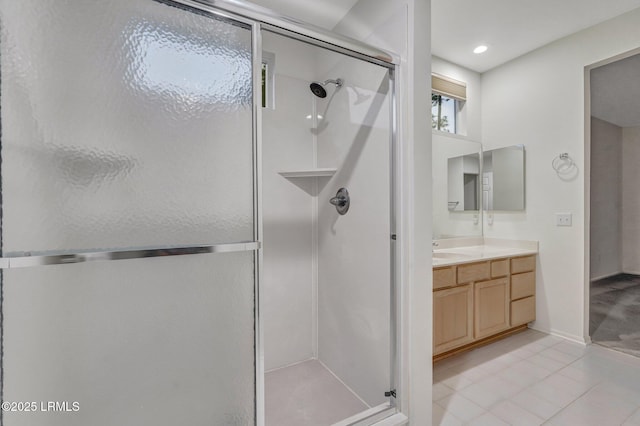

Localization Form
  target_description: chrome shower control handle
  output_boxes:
[329,196,347,206]
[330,188,350,215]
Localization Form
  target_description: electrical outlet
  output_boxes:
[556,213,572,227]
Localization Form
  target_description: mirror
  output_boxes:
[448,153,480,211]
[433,136,526,239]
[432,133,482,239]
[483,145,525,211]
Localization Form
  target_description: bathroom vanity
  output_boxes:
[432,238,538,361]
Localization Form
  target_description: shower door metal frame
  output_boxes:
[190,0,398,65]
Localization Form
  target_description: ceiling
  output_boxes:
[252,0,640,74]
[591,53,640,127]
[433,0,640,72]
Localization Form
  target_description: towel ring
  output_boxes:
[552,153,574,174]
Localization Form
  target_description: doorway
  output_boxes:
[589,51,640,357]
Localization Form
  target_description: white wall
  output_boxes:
[335,0,432,422]
[590,117,622,280]
[262,33,317,370]
[481,8,640,341]
[432,56,482,140]
[490,146,525,211]
[622,126,640,274]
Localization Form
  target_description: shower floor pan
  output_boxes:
[265,359,368,426]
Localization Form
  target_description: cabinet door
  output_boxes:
[434,284,474,355]
[474,278,510,339]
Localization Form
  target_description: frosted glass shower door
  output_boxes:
[1,0,257,425]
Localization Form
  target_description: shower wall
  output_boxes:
[262,33,317,371]
[316,53,391,407]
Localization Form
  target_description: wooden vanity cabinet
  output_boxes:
[433,254,536,359]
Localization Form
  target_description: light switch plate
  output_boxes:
[556,212,572,226]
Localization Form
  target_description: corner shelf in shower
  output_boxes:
[278,168,336,178]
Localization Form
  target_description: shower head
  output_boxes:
[309,78,344,98]
[310,82,327,98]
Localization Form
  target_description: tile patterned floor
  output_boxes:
[433,329,640,425]
[591,274,640,357]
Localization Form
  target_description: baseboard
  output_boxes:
[590,271,624,281]
[529,325,588,345]
[433,325,528,362]
[264,357,316,374]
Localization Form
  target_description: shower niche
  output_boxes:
[261,30,395,425]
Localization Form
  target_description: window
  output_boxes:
[431,73,466,134]
[432,94,457,132]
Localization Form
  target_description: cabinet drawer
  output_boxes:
[457,262,490,283]
[511,271,535,300]
[434,266,456,290]
[511,296,535,326]
[511,255,536,274]
[491,259,509,278]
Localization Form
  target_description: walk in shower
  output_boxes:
[261,31,395,425]
[0,0,398,425]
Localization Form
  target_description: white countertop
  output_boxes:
[432,237,538,267]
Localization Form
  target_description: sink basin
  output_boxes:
[433,251,472,260]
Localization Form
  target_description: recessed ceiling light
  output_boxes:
[473,45,488,54]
